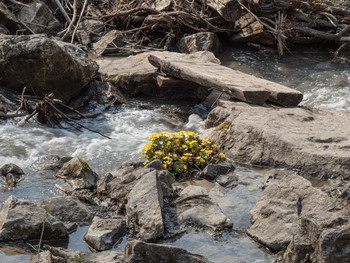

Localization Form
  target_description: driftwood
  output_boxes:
[149,54,303,106]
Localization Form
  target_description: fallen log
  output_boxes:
[148,54,303,106]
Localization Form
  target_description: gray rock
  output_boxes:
[43,245,124,263]
[83,216,126,251]
[0,195,68,241]
[56,157,99,190]
[216,173,238,187]
[0,3,19,33]
[124,239,212,263]
[203,100,350,180]
[30,250,51,263]
[176,185,232,231]
[126,169,172,241]
[41,196,96,225]
[0,163,24,176]
[145,159,165,171]
[201,162,235,180]
[94,51,219,100]
[0,34,99,103]
[31,155,72,171]
[247,175,350,263]
[16,1,60,34]
[76,19,105,46]
[97,161,144,203]
[178,32,222,54]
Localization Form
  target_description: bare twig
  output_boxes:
[61,0,77,41]
[52,0,72,24]
[71,0,89,43]
[7,0,30,8]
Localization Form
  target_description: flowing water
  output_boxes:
[1,48,350,263]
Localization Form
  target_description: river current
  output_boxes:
[1,47,349,263]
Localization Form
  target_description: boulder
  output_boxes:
[0,34,99,103]
[0,195,68,241]
[0,3,19,34]
[176,185,232,231]
[41,196,96,225]
[56,157,99,190]
[16,1,60,34]
[124,240,212,263]
[203,100,350,180]
[177,32,222,54]
[83,216,126,251]
[94,51,218,100]
[247,175,350,263]
[43,245,124,263]
[126,169,173,241]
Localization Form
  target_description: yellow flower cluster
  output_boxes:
[142,131,226,178]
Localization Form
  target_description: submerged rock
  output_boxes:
[83,216,126,251]
[248,175,350,263]
[0,163,24,188]
[41,196,96,225]
[0,34,99,103]
[56,157,99,190]
[204,100,350,180]
[176,185,232,231]
[201,162,235,180]
[0,195,68,241]
[124,240,212,263]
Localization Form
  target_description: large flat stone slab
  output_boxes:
[203,100,350,180]
[148,54,303,106]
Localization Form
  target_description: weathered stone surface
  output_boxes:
[0,163,24,177]
[178,32,222,54]
[83,216,126,251]
[16,1,60,34]
[77,19,104,47]
[56,157,99,190]
[44,245,124,263]
[41,196,96,225]
[149,55,302,106]
[30,251,52,263]
[97,161,144,203]
[126,169,172,241]
[124,240,212,263]
[247,175,350,263]
[204,100,350,180]
[94,51,218,100]
[176,185,232,231]
[0,35,99,103]
[0,195,68,241]
[0,3,19,33]
[31,155,72,171]
[216,173,238,187]
[201,162,235,180]
[93,29,123,56]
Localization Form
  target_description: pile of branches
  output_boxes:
[0,88,110,138]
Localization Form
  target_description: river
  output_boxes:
[1,47,349,263]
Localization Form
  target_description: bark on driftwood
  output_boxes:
[148,54,303,106]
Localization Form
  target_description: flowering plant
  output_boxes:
[142,131,225,178]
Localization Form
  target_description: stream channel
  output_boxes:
[1,46,349,263]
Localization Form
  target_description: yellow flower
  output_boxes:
[200,158,206,163]
[143,161,148,165]
[181,156,188,161]
[155,150,162,155]
[183,165,187,170]
[164,163,167,169]
[182,145,187,149]
[184,153,192,156]
[219,153,225,158]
